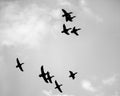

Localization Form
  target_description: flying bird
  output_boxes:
[69,71,78,80]
[62,9,76,22]
[39,65,49,83]
[54,80,63,93]
[46,71,54,83]
[61,24,71,35]
[71,26,81,36]
[16,58,24,72]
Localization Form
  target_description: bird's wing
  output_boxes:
[72,16,76,19]
[69,71,73,74]
[66,32,69,35]
[68,28,72,30]
[78,28,81,30]
[41,65,45,74]
[63,24,66,29]
[16,58,20,64]
[75,72,78,74]
[58,87,62,93]
[55,80,58,85]
[62,9,67,14]
[19,66,24,72]
[75,32,79,36]
[69,12,73,14]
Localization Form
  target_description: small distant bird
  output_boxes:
[46,71,54,83]
[61,24,71,35]
[69,71,78,80]
[62,9,76,22]
[54,80,63,93]
[39,65,54,84]
[39,65,49,83]
[16,58,24,72]
[71,26,81,36]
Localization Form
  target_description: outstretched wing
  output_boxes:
[16,58,20,65]
[74,32,79,36]
[63,24,66,29]
[62,9,67,14]
[58,86,62,93]
[75,72,78,75]
[69,12,73,14]
[71,16,76,19]
[55,80,58,86]
[41,65,45,74]
[69,71,73,75]
[19,65,24,72]
[77,28,81,31]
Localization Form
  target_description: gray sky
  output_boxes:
[0,0,120,96]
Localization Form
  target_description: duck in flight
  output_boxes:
[69,71,78,80]
[39,65,54,84]
[62,9,76,22]
[61,24,71,35]
[39,65,48,83]
[16,58,24,72]
[54,80,63,93]
[46,71,54,83]
[71,26,81,36]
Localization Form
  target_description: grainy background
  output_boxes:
[0,0,120,96]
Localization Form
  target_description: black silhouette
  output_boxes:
[62,9,76,22]
[69,71,77,80]
[61,24,71,35]
[46,71,54,83]
[54,80,63,93]
[39,65,49,83]
[71,26,81,36]
[16,58,24,72]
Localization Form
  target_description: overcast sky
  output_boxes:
[0,0,120,96]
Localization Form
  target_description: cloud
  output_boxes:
[57,0,71,6]
[43,90,74,96]
[102,75,117,86]
[79,0,103,22]
[113,91,119,96]
[50,9,61,19]
[0,3,51,49]
[80,0,87,6]
[43,90,52,96]
[81,80,97,92]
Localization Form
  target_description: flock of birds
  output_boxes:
[61,9,82,36]
[16,57,78,93]
[15,9,80,93]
